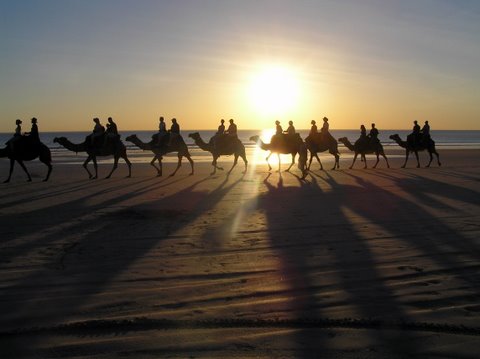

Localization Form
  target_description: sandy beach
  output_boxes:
[1,147,479,358]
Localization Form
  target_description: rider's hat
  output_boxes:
[16,119,22,125]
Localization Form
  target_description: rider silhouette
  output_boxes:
[284,121,295,135]
[225,119,238,138]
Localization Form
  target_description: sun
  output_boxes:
[247,65,300,117]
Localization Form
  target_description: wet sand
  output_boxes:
[1,148,479,358]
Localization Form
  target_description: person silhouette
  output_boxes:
[104,117,119,147]
[321,117,329,133]
[309,120,318,136]
[157,116,167,146]
[421,120,430,144]
[217,119,225,135]
[8,119,23,150]
[225,119,238,138]
[24,117,39,141]
[369,123,379,145]
[168,118,180,146]
[275,120,283,135]
[106,117,118,135]
[91,117,105,146]
[409,120,421,147]
[284,120,296,135]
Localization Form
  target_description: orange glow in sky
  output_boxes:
[1,1,479,132]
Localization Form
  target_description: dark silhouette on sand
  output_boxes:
[1,136,52,183]
[53,134,132,179]
[250,134,307,178]
[126,133,194,177]
[188,132,248,175]
[389,134,441,168]
[305,132,340,170]
[338,136,390,169]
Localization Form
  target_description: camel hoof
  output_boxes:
[401,166,406,169]
[3,180,10,183]
[189,172,194,176]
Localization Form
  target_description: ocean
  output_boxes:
[1,129,479,164]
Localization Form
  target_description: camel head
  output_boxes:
[188,132,200,141]
[125,134,138,142]
[338,137,347,143]
[53,137,67,144]
[249,135,260,143]
[389,134,401,142]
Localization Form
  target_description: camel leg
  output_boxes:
[105,156,119,179]
[170,155,183,176]
[241,153,248,173]
[16,160,32,182]
[150,156,162,176]
[123,155,132,177]
[41,160,52,181]
[401,150,409,168]
[435,151,441,166]
[307,151,313,170]
[332,152,339,170]
[381,152,390,168]
[315,153,323,170]
[228,155,239,174]
[285,154,295,172]
[350,153,359,169]
[4,158,15,183]
[277,154,281,172]
[373,153,380,168]
[38,151,52,182]
[362,154,368,169]
[83,156,94,179]
[187,155,194,175]
[266,153,272,171]
[414,151,420,168]
[211,156,219,175]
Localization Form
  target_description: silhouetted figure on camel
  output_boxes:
[305,119,340,170]
[53,119,132,179]
[389,133,441,168]
[339,133,389,170]
[2,118,52,183]
[189,131,247,175]
[250,129,307,178]
[126,132,194,177]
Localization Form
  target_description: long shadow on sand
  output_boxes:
[0,173,246,356]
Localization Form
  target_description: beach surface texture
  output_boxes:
[1,147,479,358]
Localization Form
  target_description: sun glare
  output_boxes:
[247,65,300,117]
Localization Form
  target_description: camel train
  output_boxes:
[2,117,442,182]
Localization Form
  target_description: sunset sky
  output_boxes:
[1,0,479,132]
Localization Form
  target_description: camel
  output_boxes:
[125,133,194,177]
[389,134,441,168]
[305,133,340,170]
[250,134,307,177]
[53,135,132,179]
[188,132,247,175]
[1,137,52,183]
[338,137,389,169]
